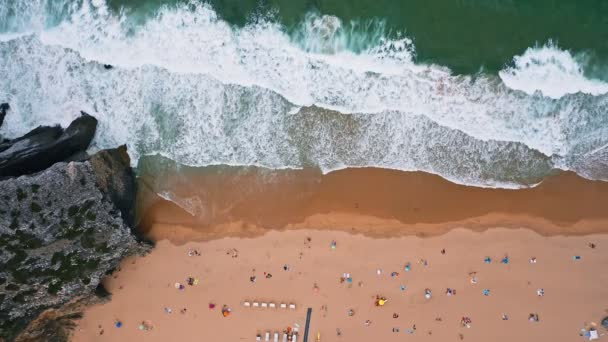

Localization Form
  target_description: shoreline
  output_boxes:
[137,167,608,243]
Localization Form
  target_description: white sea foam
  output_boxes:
[18,2,565,156]
[499,42,608,99]
[157,191,204,217]
[0,0,607,187]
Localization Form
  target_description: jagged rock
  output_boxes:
[89,146,136,227]
[0,112,97,178]
[602,316,608,329]
[0,103,9,129]
[0,146,147,341]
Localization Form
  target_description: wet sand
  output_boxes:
[73,228,608,342]
[137,167,608,243]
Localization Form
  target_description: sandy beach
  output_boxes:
[70,167,608,342]
[73,227,608,342]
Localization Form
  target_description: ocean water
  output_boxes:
[0,0,607,188]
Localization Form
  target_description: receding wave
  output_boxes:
[0,0,607,188]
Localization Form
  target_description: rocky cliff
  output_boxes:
[0,106,146,341]
[0,111,97,179]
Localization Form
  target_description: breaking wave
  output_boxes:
[0,0,607,188]
[499,42,608,99]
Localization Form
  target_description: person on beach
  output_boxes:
[469,272,478,284]
[425,288,432,299]
[461,317,472,328]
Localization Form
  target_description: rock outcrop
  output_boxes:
[0,112,97,179]
[0,114,146,341]
[0,103,8,129]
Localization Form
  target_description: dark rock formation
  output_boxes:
[0,112,97,178]
[0,103,8,129]
[103,64,113,70]
[603,316,608,329]
[0,146,146,341]
[89,146,137,228]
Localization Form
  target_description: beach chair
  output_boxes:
[292,334,297,342]
[256,334,261,341]
[265,332,270,342]
[243,301,251,307]
[282,333,288,342]
[280,303,287,309]
[289,303,296,310]
[269,302,276,308]
[253,302,260,308]
[274,332,279,342]
[261,302,268,308]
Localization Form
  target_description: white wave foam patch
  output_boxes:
[157,191,204,217]
[0,35,562,188]
[499,43,608,99]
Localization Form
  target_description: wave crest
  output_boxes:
[499,42,608,99]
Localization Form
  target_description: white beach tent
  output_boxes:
[589,330,599,340]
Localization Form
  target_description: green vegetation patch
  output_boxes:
[16,188,27,201]
[30,202,42,213]
[31,184,40,193]
[67,205,79,217]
